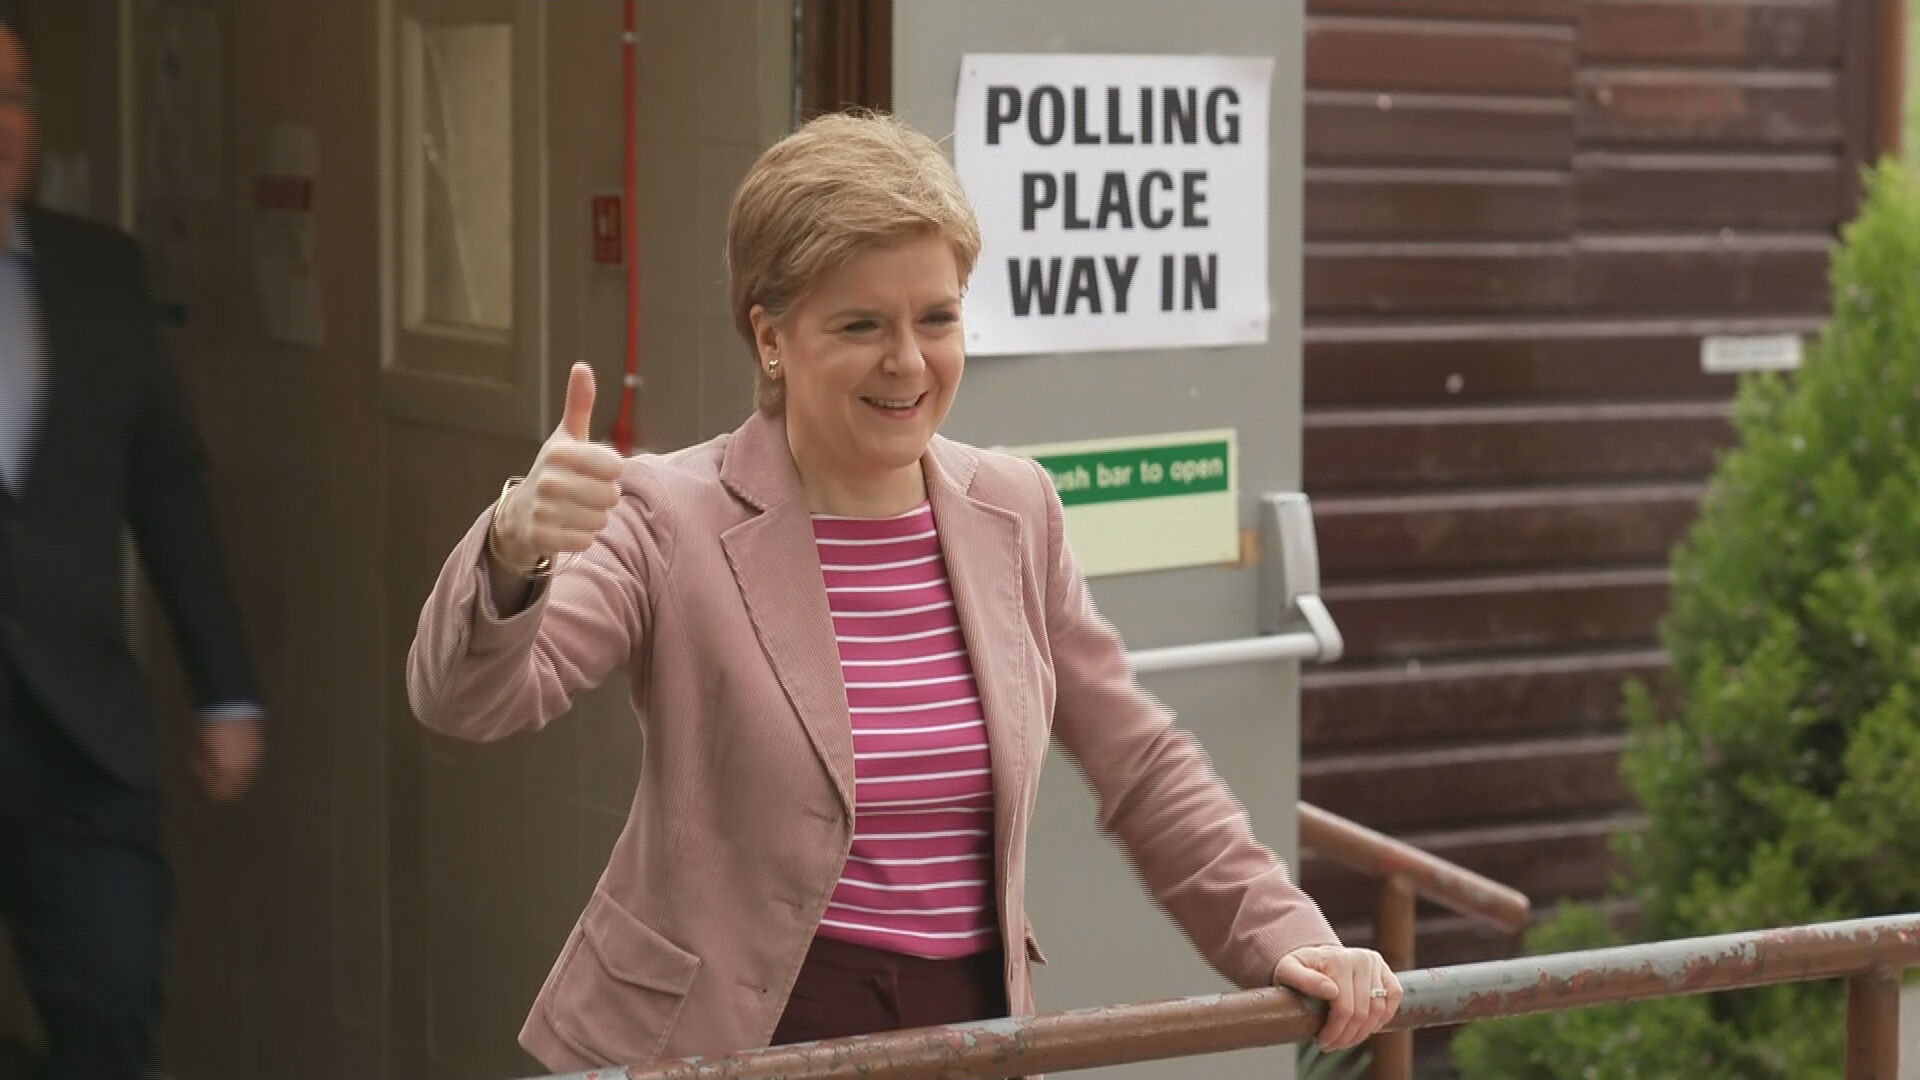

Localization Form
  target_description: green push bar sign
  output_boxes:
[1010,429,1238,578]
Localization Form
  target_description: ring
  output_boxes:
[1370,989,1390,999]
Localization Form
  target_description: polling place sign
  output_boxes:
[954,54,1274,356]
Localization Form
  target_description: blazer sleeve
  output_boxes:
[122,242,262,711]
[1031,458,1340,989]
[405,479,659,743]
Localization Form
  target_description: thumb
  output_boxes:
[559,362,596,441]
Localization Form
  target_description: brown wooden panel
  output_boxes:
[1302,648,1667,749]
[1306,242,1573,315]
[1301,814,1634,920]
[1292,0,1865,948]
[1302,734,1630,830]
[1575,235,1831,312]
[1577,70,1841,144]
[1332,898,1640,971]
[1316,482,1702,576]
[1307,168,1571,239]
[1307,90,1574,165]
[799,0,892,115]
[1305,401,1734,489]
[1577,151,1845,229]
[1311,241,1832,325]
[1309,0,1574,20]
[1323,568,1668,660]
[1308,15,1575,95]
[1335,912,1524,971]
[1579,1,1841,66]
[1836,0,1900,200]
[1304,320,1768,406]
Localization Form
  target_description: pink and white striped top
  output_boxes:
[811,503,998,959]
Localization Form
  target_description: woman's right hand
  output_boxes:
[490,362,625,575]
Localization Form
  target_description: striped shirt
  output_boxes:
[812,503,998,958]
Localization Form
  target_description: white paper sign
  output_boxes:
[1701,333,1803,374]
[953,53,1273,357]
[251,124,325,347]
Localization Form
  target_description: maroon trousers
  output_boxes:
[771,934,1008,1046]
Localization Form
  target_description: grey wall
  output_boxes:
[895,5,1311,1080]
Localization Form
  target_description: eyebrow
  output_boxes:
[826,298,960,321]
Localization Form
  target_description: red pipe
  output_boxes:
[610,0,641,454]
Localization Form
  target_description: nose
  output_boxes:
[881,324,926,378]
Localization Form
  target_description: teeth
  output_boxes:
[867,396,918,408]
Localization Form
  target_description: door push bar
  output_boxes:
[1128,493,1343,676]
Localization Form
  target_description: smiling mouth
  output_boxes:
[862,393,927,413]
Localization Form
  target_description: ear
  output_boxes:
[748,304,782,373]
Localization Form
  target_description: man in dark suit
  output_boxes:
[0,19,265,1079]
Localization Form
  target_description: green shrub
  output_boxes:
[1451,159,1920,1079]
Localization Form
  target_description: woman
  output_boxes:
[407,111,1400,1071]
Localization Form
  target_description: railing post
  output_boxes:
[1369,875,1415,1080]
[1846,966,1901,1080]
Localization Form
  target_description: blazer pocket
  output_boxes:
[1024,926,1048,966]
[548,890,703,1064]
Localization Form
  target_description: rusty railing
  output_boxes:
[556,914,1919,1080]
[1295,799,1530,1079]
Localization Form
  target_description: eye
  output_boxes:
[921,310,959,327]
[840,319,880,335]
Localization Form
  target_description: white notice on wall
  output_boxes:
[953,54,1273,357]
[1700,333,1803,374]
[251,124,325,347]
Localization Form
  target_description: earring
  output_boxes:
[765,357,781,376]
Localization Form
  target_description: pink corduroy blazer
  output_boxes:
[406,410,1338,1070]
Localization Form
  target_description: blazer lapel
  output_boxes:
[924,438,1032,904]
[718,413,857,819]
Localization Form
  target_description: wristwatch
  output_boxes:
[487,475,555,579]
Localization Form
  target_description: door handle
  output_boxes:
[1129,493,1343,675]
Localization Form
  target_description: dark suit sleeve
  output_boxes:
[121,242,262,713]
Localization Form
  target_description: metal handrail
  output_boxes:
[1297,801,1530,934]
[1126,492,1347,674]
[1296,800,1530,1079]
[574,914,1920,1080]
[1126,597,1344,674]
[1129,629,1323,674]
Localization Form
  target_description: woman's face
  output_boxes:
[755,234,966,497]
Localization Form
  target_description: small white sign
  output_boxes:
[251,124,325,347]
[953,54,1273,357]
[1701,333,1802,374]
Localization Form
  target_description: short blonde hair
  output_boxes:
[727,110,982,414]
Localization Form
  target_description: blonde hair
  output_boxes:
[727,110,982,414]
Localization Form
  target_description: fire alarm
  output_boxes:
[591,194,623,265]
